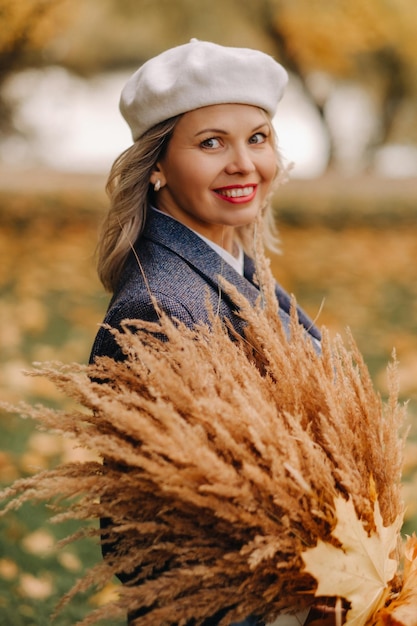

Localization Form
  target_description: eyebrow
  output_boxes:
[194,122,269,137]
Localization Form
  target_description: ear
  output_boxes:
[149,163,166,189]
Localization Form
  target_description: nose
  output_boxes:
[224,145,256,175]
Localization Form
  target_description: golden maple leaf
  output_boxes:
[372,534,417,625]
[301,496,402,626]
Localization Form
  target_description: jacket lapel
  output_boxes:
[143,210,262,308]
[142,210,320,341]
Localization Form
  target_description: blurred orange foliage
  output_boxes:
[0,0,80,70]
[274,0,417,75]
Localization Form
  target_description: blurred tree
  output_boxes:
[0,0,79,135]
[255,0,417,168]
[50,0,272,73]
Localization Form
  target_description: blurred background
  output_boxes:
[1,0,417,623]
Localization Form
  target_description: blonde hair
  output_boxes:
[97,113,285,293]
[97,116,180,292]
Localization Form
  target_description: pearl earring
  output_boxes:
[154,179,161,192]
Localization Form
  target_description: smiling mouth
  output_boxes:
[215,185,256,198]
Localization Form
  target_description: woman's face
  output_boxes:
[151,103,277,252]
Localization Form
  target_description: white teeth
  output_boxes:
[218,186,254,198]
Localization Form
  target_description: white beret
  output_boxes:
[120,39,288,141]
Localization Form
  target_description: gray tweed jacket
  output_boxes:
[90,209,320,626]
[90,209,320,363]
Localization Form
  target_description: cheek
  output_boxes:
[261,156,278,187]
[179,158,217,193]
[258,144,278,181]
[166,154,209,188]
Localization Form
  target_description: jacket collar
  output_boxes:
[142,209,263,308]
[141,209,320,341]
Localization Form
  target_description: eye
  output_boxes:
[248,132,267,145]
[200,137,221,149]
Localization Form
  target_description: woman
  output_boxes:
[90,40,322,626]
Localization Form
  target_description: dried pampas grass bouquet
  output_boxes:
[1,250,417,626]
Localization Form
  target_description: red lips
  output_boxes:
[213,184,258,204]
